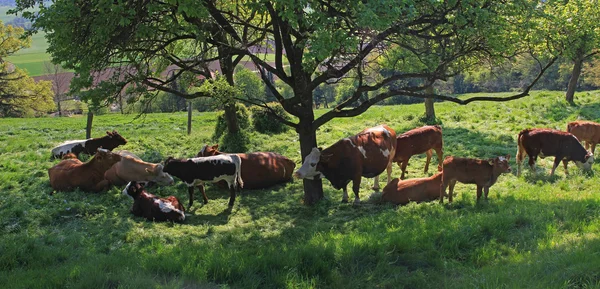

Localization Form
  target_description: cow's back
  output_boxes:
[567,121,600,143]
[396,125,443,157]
[520,129,582,157]
[382,173,442,205]
[442,157,492,185]
[48,160,82,190]
[239,152,296,189]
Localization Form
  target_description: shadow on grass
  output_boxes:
[576,102,600,120]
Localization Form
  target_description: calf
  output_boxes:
[294,124,397,204]
[382,172,443,205]
[122,181,185,222]
[51,130,127,159]
[393,125,443,179]
[197,144,296,189]
[440,155,511,203]
[104,150,174,186]
[48,148,122,192]
[162,155,243,208]
[516,128,594,176]
[567,121,600,155]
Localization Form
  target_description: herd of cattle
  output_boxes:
[46,120,600,222]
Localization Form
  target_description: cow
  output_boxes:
[162,154,243,208]
[104,150,174,186]
[382,172,444,205]
[516,128,594,176]
[48,148,122,192]
[197,144,296,189]
[440,155,511,203]
[567,120,600,155]
[122,181,185,222]
[393,125,443,179]
[51,130,127,159]
[293,124,397,204]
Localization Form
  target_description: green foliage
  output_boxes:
[234,66,266,101]
[249,102,291,134]
[213,102,250,140]
[218,130,249,153]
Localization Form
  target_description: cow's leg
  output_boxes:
[352,177,362,205]
[448,180,457,203]
[198,184,209,204]
[188,186,195,208]
[591,143,597,155]
[342,186,349,203]
[585,141,590,150]
[516,145,525,176]
[550,157,562,176]
[562,159,569,175]
[528,155,537,174]
[476,185,483,202]
[400,160,409,180]
[92,180,112,192]
[424,149,433,173]
[484,186,490,200]
[440,174,448,204]
[435,147,443,171]
[386,160,393,184]
[373,175,381,191]
[228,186,236,207]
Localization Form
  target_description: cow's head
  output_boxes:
[490,154,511,174]
[122,181,144,200]
[575,151,594,170]
[294,147,329,179]
[103,130,128,150]
[146,164,175,185]
[94,148,122,169]
[197,144,219,157]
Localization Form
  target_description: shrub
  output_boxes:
[213,103,251,140]
[219,130,249,153]
[249,102,291,134]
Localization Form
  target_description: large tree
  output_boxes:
[15,0,558,204]
[0,21,53,117]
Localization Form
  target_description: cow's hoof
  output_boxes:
[341,199,349,203]
[371,186,380,191]
[353,198,361,205]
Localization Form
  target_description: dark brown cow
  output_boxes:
[197,144,296,189]
[567,120,600,155]
[382,172,444,205]
[440,155,511,203]
[294,124,397,204]
[48,148,122,192]
[393,125,443,179]
[516,128,594,176]
[122,181,185,222]
[51,130,127,159]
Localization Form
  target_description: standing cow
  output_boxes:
[162,155,243,208]
[440,155,512,203]
[294,124,397,204]
[393,125,443,179]
[516,128,594,176]
[197,144,296,189]
[567,120,600,155]
[51,130,127,159]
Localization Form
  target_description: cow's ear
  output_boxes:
[318,147,323,152]
[488,158,495,166]
[321,153,333,162]
[505,154,511,161]
[213,144,219,149]
[145,167,153,174]
[106,131,112,136]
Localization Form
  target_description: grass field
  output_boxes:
[1,91,600,288]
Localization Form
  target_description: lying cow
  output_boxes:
[51,130,127,159]
[48,148,122,192]
[382,172,443,205]
[567,120,600,155]
[294,124,397,204]
[440,155,511,203]
[393,125,443,179]
[516,128,594,176]
[104,150,174,186]
[122,181,185,222]
[162,155,243,208]
[197,144,296,189]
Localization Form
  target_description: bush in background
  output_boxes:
[213,103,250,140]
[249,102,291,134]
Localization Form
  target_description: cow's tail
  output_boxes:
[233,155,244,190]
[516,129,530,176]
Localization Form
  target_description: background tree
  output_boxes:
[0,21,53,117]
[43,61,70,116]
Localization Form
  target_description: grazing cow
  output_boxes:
[162,155,243,208]
[440,155,511,203]
[516,128,594,176]
[382,172,444,205]
[122,181,185,222]
[294,124,397,204]
[104,150,174,186]
[567,120,600,155]
[197,144,296,189]
[393,125,443,179]
[51,130,127,159]
[48,148,122,192]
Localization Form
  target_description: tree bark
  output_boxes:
[566,57,584,104]
[424,86,435,120]
[187,101,192,135]
[86,111,93,138]
[297,120,324,205]
[57,99,62,117]
[218,46,240,134]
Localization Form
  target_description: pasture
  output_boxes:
[1,91,600,288]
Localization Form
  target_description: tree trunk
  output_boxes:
[297,121,324,205]
[187,101,192,135]
[219,46,240,134]
[566,57,584,104]
[86,111,94,138]
[425,86,435,120]
[57,99,62,117]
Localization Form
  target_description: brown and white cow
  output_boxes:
[567,120,600,155]
[162,154,243,208]
[51,130,127,159]
[197,144,296,189]
[440,155,511,203]
[48,148,122,192]
[122,181,185,222]
[104,150,174,186]
[382,172,444,205]
[294,124,397,204]
[393,125,443,179]
[516,128,594,176]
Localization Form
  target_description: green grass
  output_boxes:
[1,91,600,288]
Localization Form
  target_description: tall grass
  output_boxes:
[1,91,600,288]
